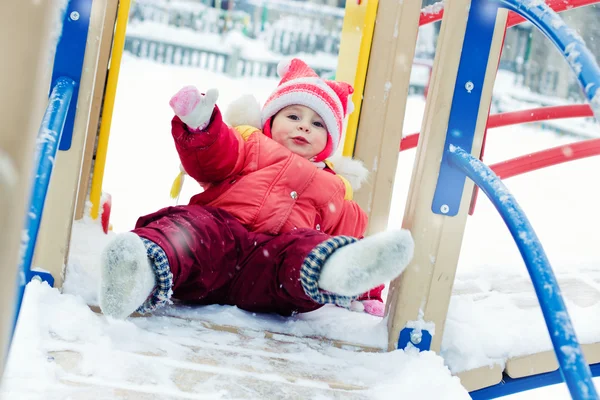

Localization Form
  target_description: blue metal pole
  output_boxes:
[12,77,76,336]
[493,0,600,121]
[448,145,598,400]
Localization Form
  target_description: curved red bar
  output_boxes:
[488,104,594,128]
[505,0,599,27]
[400,104,594,151]
[419,0,599,27]
[490,138,600,179]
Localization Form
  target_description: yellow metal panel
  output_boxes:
[90,0,132,219]
[335,1,368,85]
[337,0,378,157]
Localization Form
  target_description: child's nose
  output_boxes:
[298,122,310,132]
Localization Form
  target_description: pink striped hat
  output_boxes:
[261,58,354,162]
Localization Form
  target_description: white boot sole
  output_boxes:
[99,232,155,319]
[318,229,414,296]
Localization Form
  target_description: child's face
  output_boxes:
[270,105,328,160]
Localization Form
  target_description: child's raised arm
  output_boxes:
[169,86,245,184]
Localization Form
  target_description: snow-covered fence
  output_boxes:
[268,29,340,56]
[124,35,334,78]
[130,1,342,56]
[129,1,250,35]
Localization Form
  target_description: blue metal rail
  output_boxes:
[448,145,598,400]
[11,77,76,338]
[471,363,600,399]
[8,0,91,348]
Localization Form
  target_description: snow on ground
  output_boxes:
[2,280,470,400]
[2,51,600,398]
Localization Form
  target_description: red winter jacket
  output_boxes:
[172,105,368,238]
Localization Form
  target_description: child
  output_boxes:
[99,58,414,319]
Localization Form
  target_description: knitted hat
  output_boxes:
[261,58,355,162]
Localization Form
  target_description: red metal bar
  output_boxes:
[420,3,444,26]
[419,0,599,27]
[400,104,594,151]
[490,138,600,179]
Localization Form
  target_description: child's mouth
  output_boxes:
[292,136,308,144]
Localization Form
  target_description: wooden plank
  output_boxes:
[352,0,422,236]
[31,0,113,288]
[74,0,120,221]
[88,305,384,353]
[51,349,369,394]
[46,314,382,399]
[456,363,504,392]
[386,5,509,353]
[0,0,63,377]
[505,343,600,378]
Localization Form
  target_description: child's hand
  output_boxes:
[169,86,219,130]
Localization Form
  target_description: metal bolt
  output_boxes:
[440,204,450,214]
[410,331,422,345]
[465,81,474,93]
[70,11,80,21]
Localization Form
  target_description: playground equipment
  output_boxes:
[0,0,69,379]
[2,0,600,398]
[0,0,121,377]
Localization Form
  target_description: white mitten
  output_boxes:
[169,86,219,130]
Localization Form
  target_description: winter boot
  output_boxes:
[318,229,414,296]
[99,232,157,319]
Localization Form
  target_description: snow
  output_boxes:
[3,6,600,399]
[565,42,583,77]
[421,2,444,15]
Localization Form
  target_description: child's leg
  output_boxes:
[228,229,414,316]
[226,228,329,315]
[99,205,255,318]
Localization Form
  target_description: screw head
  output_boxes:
[410,331,422,345]
[440,204,450,214]
[465,81,474,92]
[70,11,80,21]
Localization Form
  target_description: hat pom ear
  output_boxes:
[224,94,262,128]
[277,59,292,77]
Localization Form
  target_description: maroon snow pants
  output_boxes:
[132,205,330,316]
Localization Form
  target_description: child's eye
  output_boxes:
[287,114,299,121]
[313,121,324,128]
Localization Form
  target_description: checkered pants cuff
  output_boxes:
[300,236,359,309]
[136,238,174,314]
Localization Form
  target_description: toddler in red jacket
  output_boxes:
[99,59,413,319]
